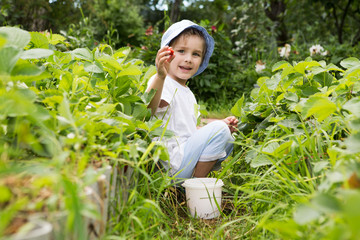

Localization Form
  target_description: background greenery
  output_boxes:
[1,0,360,239]
[1,0,359,111]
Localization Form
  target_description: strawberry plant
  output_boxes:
[0,26,171,239]
[228,56,360,238]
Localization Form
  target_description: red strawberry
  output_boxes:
[169,47,174,56]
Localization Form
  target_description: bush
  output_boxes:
[228,56,360,239]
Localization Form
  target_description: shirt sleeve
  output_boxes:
[147,75,175,113]
[160,76,176,104]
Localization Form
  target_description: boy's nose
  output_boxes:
[184,54,192,63]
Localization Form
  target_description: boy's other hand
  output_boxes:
[223,116,239,133]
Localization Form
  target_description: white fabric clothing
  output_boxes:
[147,75,199,175]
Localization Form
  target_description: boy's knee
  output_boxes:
[211,120,232,138]
[209,120,227,129]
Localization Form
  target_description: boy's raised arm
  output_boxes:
[146,46,174,115]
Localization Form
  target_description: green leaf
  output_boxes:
[300,86,320,97]
[30,32,49,49]
[146,119,163,132]
[231,96,244,117]
[48,33,66,45]
[342,97,360,117]
[84,61,103,73]
[313,72,333,87]
[11,59,43,76]
[284,92,298,102]
[340,57,360,69]
[0,46,21,75]
[272,60,290,72]
[96,103,116,115]
[326,63,344,72]
[265,74,281,90]
[245,149,257,164]
[344,132,360,154]
[132,104,148,119]
[250,154,272,168]
[280,65,295,79]
[118,65,142,76]
[58,96,74,125]
[97,55,122,70]
[119,95,142,103]
[71,48,93,61]
[262,142,280,156]
[312,193,341,214]
[143,65,156,83]
[12,71,52,84]
[344,65,360,78]
[0,89,37,118]
[278,118,300,129]
[294,61,321,75]
[0,35,7,48]
[20,48,54,59]
[114,77,131,97]
[294,204,320,225]
[114,46,131,59]
[0,186,12,202]
[302,96,337,121]
[311,66,326,75]
[349,119,360,131]
[274,140,292,157]
[313,161,329,173]
[59,72,73,92]
[42,95,64,109]
[0,26,30,49]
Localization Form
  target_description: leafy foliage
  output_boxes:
[0,26,170,238]
[228,55,360,238]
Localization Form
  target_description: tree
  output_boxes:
[169,0,182,22]
[264,0,289,46]
[318,0,360,45]
[182,0,230,26]
[0,0,51,31]
[86,0,145,47]
[48,0,85,32]
[0,0,87,32]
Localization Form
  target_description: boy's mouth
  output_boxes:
[179,66,192,71]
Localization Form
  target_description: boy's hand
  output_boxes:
[155,46,175,79]
[223,116,239,133]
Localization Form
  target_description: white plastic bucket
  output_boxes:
[182,178,224,219]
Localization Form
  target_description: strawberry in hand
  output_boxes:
[169,47,174,56]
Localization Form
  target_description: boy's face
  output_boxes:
[168,35,205,86]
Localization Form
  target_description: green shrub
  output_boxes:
[0,26,171,239]
[228,56,360,238]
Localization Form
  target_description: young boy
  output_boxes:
[146,20,238,180]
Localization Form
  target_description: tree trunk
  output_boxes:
[352,27,360,46]
[330,0,353,44]
[170,0,182,23]
[264,0,288,46]
[339,0,353,44]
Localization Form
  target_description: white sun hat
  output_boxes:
[161,19,215,77]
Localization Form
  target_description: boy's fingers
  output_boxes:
[167,54,175,63]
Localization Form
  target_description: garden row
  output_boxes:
[0,26,169,239]
[1,24,360,239]
[227,55,360,238]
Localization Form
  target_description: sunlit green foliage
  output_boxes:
[0,26,170,239]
